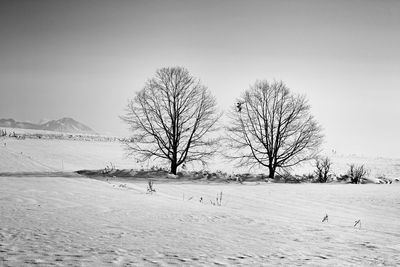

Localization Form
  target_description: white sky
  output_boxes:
[0,0,399,158]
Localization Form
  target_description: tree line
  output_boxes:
[121,66,323,178]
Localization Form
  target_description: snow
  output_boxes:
[2,136,400,180]
[0,177,399,266]
[0,138,135,172]
[295,153,400,180]
[1,136,400,265]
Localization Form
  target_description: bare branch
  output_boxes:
[225,80,323,178]
[121,67,221,174]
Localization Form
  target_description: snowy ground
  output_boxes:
[1,136,400,266]
[0,138,134,172]
[1,177,399,266]
[1,137,400,179]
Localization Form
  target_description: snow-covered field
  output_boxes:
[1,177,399,266]
[1,137,400,179]
[1,136,400,266]
[0,138,134,172]
[295,154,400,181]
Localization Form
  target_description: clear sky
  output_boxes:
[0,0,399,158]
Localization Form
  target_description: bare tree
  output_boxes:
[315,157,332,183]
[226,80,323,179]
[121,67,220,174]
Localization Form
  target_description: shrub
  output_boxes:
[314,157,332,183]
[275,172,301,183]
[302,173,315,182]
[347,164,368,184]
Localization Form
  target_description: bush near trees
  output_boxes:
[314,157,332,183]
[347,164,368,184]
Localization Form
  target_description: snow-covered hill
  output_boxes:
[0,117,96,134]
[0,138,135,172]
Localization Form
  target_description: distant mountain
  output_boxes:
[0,117,96,134]
[0,118,38,130]
[38,118,50,125]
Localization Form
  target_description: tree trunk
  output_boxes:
[170,161,177,175]
[268,166,275,179]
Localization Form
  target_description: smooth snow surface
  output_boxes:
[0,139,135,172]
[2,137,400,179]
[1,177,399,266]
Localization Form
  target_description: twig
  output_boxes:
[354,219,361,228]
